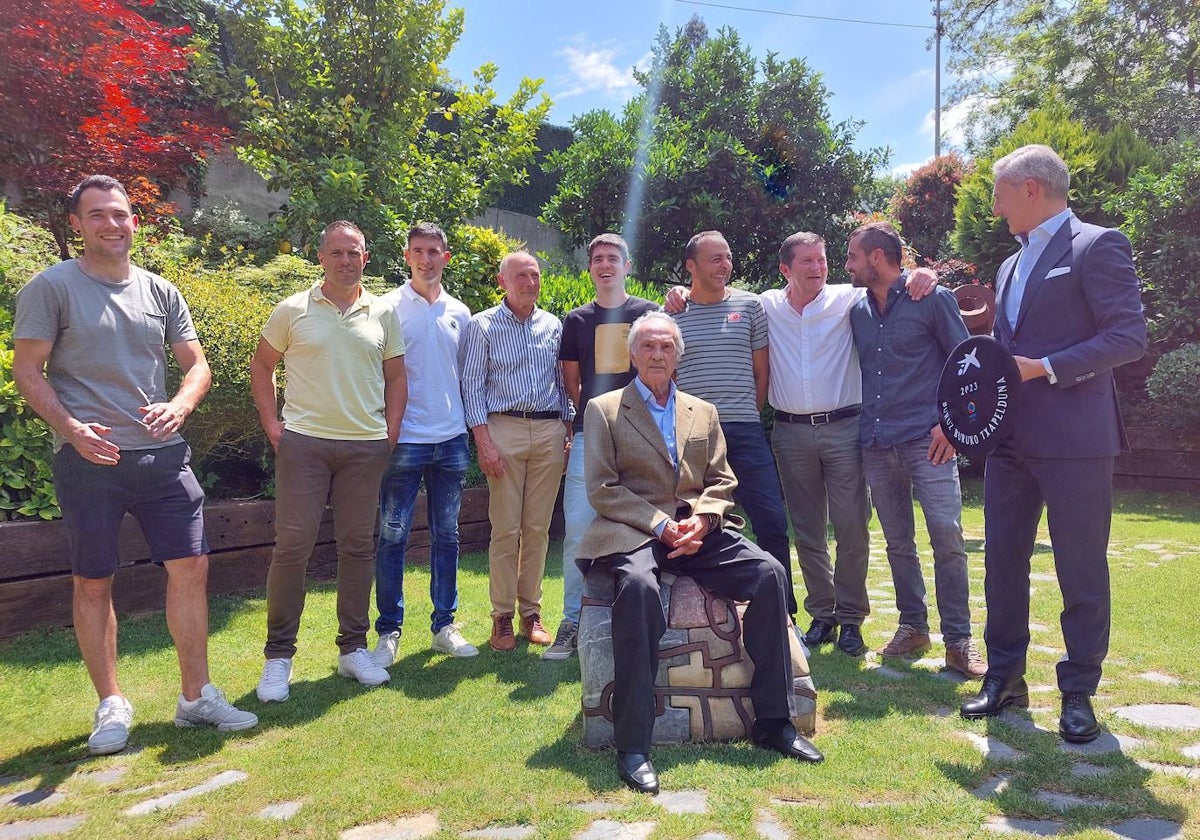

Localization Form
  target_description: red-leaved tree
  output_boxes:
[0,0,227,258]
[889,153,971,265]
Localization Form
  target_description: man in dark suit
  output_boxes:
[578,311,823,795]
[960,144,1147,743]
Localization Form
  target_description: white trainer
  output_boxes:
[337,648,391,687]
[256,658,293,703]
[88,695,133,756]
[372,630,401,667]
[175,684,259,731]
[431,624,479,657]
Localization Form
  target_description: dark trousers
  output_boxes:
[598,529,795,753]
[982,448,1114,694]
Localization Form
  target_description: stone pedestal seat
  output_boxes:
[578,567,817,748]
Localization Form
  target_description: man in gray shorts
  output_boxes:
[12,175,257,755]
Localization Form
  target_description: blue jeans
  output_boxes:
[374,434,469,635]
[559,433,591,626]
[861,436,972,642]
[720,421,797,615]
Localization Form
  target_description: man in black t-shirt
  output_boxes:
[545,233,659,660]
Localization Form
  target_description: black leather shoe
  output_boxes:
[803,619,837,647]
[616,751,659,794]
[836,623,867,657]
[960,674,1030,719]
[751,720,824,763]
[1059,692,1101,743]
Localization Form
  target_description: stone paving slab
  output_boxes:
[1059,732,1143,757]
[0,790,65,808]
[983,816,1064,835]
[656,790,707,814]
[1135,761,1200,781]
[972,772,1013,798]
[960,732,1025,762]
[997,709,1042,734]
[259,801,303,820]
[1029,573,1058,582]
[574,820,656,840]
[754,808,788,840]
[1033,790,1110,810]
[0,776,21,788]
[1114,704,1200,731]
[341,813,440,840]
[461,826,535,839]
[866,664,909,680]
[572,802,612,813]
[74,767,128,785]
[1180,743,1200,760]
[1136,673,1181,686]
[167,815,205,832]
[1028,623,1050,632]
[0,816,86,839]
[692,833,730,840]
[1070,762,1115,778]
[1104,818,1185,839]
[1029,684,1056,694]
[1029,645,1062,655]
[124,770,248,817]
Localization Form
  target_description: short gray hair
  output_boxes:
[627,311,684,360]
[993,144,1070,201]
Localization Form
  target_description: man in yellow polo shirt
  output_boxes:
[250,220,408,701]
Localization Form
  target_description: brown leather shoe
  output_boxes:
[879,624,932,658]
[520,613,552,645]
[490,614,516,651]
[945,637,987,678]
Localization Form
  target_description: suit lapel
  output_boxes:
[620,383,675,469]
[1013,215,1075,335]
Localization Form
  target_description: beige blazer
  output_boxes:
[577,382,743,562]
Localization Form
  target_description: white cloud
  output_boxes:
[919,94,978,152]
[554,38,640,100]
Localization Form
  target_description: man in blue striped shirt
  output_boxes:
[460,251,573,652]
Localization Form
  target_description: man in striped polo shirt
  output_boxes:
[670,230,796,617]
[460,251,573,652]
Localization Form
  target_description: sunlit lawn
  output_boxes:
[1,481,1197,839]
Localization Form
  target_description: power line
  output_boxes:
[672,0,935,31]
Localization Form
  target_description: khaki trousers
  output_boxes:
[484,414,565,618]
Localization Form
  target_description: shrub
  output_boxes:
[926,258,982,289]
[1107,143,1200,352]
[442,224,521,314]
[184,199,278,266]
[0,331,58,520]
[1146,343,1200,431]
[891,153,970,264]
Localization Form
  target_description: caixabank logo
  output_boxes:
[937,336,1022,459]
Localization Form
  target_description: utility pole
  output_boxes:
[934,0,942,158]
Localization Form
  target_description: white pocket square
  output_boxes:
[1045,266,1071,279]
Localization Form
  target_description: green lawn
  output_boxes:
[1,481,1197,839]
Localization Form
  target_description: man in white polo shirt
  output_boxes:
[371,222,478,665]
[250,220,408,701]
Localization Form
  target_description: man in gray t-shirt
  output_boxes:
[13,175,256,756]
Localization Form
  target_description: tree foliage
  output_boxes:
[942,0,1200,150]
[952,104,1157,278]
[218,0,550,277]
[890,153,971,263]
[0,0,228,259]
[543,18,883,289]
[1108,143,1200,352]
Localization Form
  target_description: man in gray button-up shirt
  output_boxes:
[845,221,985,680]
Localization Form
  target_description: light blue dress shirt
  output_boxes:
[1008,208,1072,383]
[633,376,677,538]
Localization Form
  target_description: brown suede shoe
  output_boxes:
[490,614,516,652]
[879,624,932,658]
[520,613,552,645]
[945,637,987,678]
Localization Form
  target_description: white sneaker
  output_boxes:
[337,648,391,687]
[431,624,479,657]
[373,630,401,667]
[256,658,293,703]
[88,695,133,755]
[175,684,259,731]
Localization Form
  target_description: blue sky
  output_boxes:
[443,0,963,177]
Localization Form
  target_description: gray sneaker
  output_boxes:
[87,695,133,755]
[174,684,258,731]
[373,630,401,667]
[541,620,578,661]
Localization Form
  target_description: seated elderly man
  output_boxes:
[577,311,824,795]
